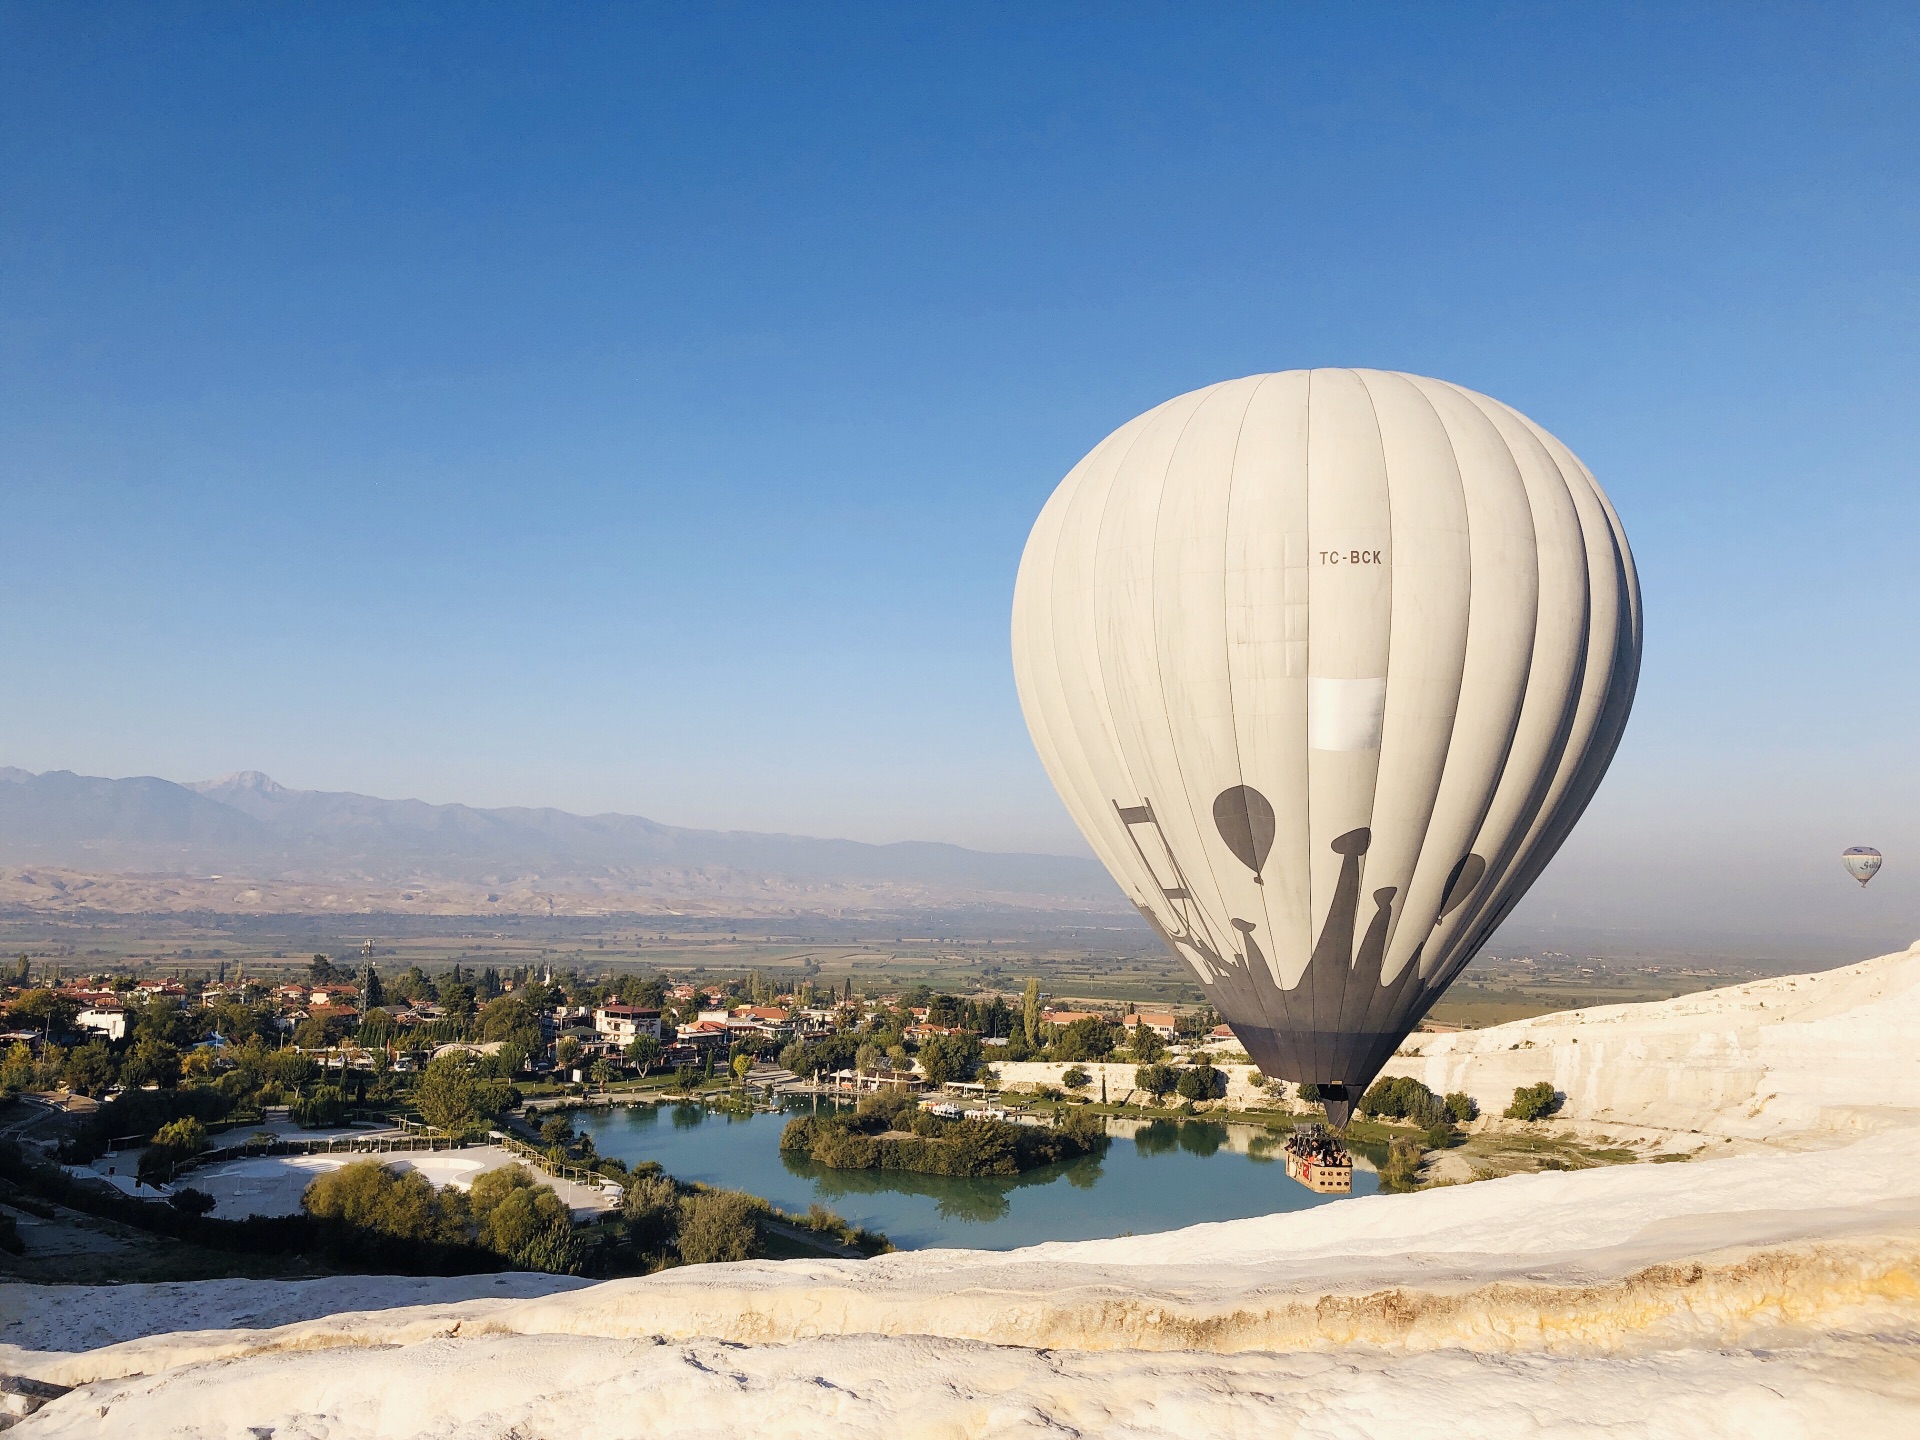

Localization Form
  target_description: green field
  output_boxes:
[0,912,1785,1023]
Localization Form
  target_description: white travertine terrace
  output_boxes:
[7,946,1920,1437]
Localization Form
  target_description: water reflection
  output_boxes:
[571,1101,1377,1250]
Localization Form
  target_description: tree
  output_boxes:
[555,1037,582,1071]
[1504,1081,1560,1122]
[121,1038,181,1089]
[1175,1064,1223,1102]
[731,1053,752,1086]
[676,1190,763,1265]
[10,989,78,1037]
[1445,1091,1478,1123]
[1022,979,1041,1049]
[625,1035,662,1077]
[0,1041,34,1096]
[916,1033,982,1087]
[540,1114,574,1148]
[139,1115,209,1184]
[1060,1065,1091,1091]
[62,1040,117,1097]
[309,953,338,983]
[671,1065,700,1096]
[1129,1023,1166,1064]
[133,995,192,1047]
[415,1053,482,1133]
[589,1058,615,1092]
[1054,1018,1115,1061]
[477,996,540,1047]
[1135,1063,1177,1103]
[293,1015,340,1050]
[362,965,386,1010]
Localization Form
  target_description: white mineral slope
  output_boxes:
[12,947,1920,1438]
[1380,942,1920,1150]
[0,1272,592,1354]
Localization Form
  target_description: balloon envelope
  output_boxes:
[1012,370,1641,1124]
[1842,847,1882,887]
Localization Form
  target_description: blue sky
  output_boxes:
[3,4,1917,946]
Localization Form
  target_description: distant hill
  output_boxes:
[0,767,1122,914]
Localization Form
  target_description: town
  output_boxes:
[5,947,1420,1285]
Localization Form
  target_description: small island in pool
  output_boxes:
[781,1090,1108,1177]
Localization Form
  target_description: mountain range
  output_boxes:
[0,767,1122,917]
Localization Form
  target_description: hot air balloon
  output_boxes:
[1842,847,1882,887]
[1012,370,1641,1127]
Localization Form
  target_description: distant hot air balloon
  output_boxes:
[1842,847,1882,887]
[1012,370,1641,1127]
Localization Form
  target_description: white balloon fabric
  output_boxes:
[1843,847,1883,887]
[1012,370,1641,1124]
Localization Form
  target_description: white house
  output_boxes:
[76,1007,128,1042]
[593,1005,663,1046]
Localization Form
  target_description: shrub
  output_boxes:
[0,1040,34,1096]
[622,1173,681,1253]
[292,1084,351,1128]
[304,1160,471,1245]
[1379,1137,1425,1192]
[471,1165,581,1273]
[677,1189,764,1265]
[1060,1065,1091,1091]
[5,1139,499,1277]
[1055,1105,1107,1147]
[1358,1076,1453,1141]
[854,1088,919,1127]
[1505,1082,1560,1122]
[169,1187,217,1217]
[137,1115,210,1183]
